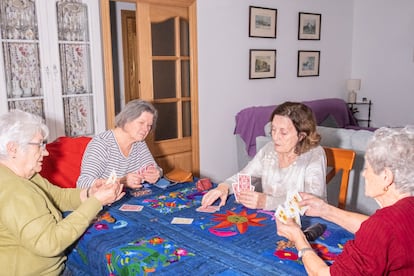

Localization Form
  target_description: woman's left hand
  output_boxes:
[237,191,266,209]
[275,218,303,242]
[141,166,161,184]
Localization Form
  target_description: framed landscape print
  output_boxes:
[249,49,276,79]
[297,50,320,77]
[298,12,321,40]
[249,6,277,38]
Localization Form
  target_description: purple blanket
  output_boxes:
[234,98,359,157]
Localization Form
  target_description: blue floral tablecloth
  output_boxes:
[66,180,354,276]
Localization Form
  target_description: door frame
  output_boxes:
[99,0,199,175]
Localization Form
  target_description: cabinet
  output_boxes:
[348,100,372,127]
[0,0,105,141]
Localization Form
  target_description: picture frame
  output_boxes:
[297,50,320,77]
[249,6,277,38]
[298,12,321,40]
[249,49,276,79]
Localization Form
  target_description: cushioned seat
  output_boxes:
[40,136,92,188]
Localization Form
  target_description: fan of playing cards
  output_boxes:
[275,191,308,227]
[232,174,255,202]
[105,170,117,185]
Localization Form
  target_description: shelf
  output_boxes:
[347,101,372,127]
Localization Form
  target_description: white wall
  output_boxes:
[351,0,414,128]
[197,0,354,182]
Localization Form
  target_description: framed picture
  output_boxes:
[298,12,321,40]
[297,50,320,77]
[249,49,276,79]
[249,6,277,38]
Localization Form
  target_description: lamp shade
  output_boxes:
[347,79,361,91]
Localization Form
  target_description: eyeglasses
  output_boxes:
[27,141,47,150]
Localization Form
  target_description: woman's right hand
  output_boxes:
[299,192,328,217]
[201,183,229,208]
[91,179,125,205]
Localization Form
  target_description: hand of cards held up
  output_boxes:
[105,170,117,185]
[275,191,305,227]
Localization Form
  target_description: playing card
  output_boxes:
[287,191,307,215]
[275,205,289,224]
[119,204,144,212]
[196,205,220,213]
[105,170,117,185]
[171,217,194,224]
[238,173,251,191]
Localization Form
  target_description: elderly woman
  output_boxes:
[0,110,124,275]
[77,99,162,189]
[202,102,327,210]
[276,126,414,275]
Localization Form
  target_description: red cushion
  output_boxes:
[40,136,92,188]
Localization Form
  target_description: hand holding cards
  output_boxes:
[232,173,255,202]
[105,170,117,185]
[275,191,307,227]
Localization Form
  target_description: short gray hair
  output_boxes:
[115,100,158,130]
[0,110,49,159]
[365,126,414,194]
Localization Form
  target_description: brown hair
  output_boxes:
[270,102,321,154]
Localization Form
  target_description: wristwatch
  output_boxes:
[298,247,314,259]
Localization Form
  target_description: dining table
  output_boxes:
[65,179,354,276]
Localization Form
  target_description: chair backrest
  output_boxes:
[40,136,92,188]
[323,147,356,210]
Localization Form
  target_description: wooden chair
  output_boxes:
[323,147,356,210]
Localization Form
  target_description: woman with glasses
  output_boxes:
[0,109,125,275]
[76,99,162,190]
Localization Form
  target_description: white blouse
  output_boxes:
[225,141,327,210]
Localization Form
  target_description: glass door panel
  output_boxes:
[153,102,177,140]
[152,60,176,99]
[56,0,94,136]
[63,95,94,136]
[59,44,91,94]
[181,60,190,97]
[151,18,175,56]
[179,18,189,56]
[0,0,44,117]
[182,101,191,137]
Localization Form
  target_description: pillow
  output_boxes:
[319,114,339,128]
[40,136,92,188]
[264,122,272,137]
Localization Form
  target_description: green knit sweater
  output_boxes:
[0,165,102,275]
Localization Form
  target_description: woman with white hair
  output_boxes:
[276,126,414,275]
[0,110,125,275]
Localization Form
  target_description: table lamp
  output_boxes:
[347,79,361,103]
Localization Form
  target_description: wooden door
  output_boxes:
[101,0,199,176]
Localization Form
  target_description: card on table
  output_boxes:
[171,217,194,224]
[196,205,220,213]
[119,204,144,212]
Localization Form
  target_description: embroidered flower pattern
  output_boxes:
[211,209,266,234]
